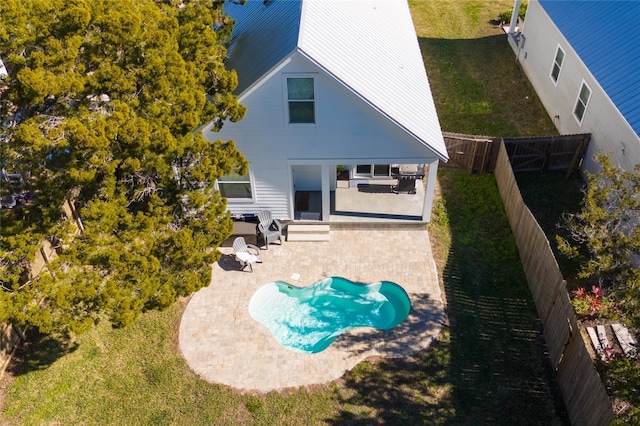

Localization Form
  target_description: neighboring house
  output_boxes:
[506,0,640,174]
[201,0,448,222]
[0,57,7,78]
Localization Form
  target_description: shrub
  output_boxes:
[499,2,527,23]
[571,285,616,318]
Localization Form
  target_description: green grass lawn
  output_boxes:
[411,0,557,136]
[1,1,571,425]
[1,169,568,425]
[515,171,586,286]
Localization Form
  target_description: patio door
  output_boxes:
[291,165,322,220]
[292,165,321,191]
[353,164,391,178]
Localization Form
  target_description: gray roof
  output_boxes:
[223,0,448,161]
[540,0,640,138]
[224,0,301,94]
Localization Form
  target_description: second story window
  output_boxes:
[550,45,565,84]
[573,81,592,125]
[287,77,315,124]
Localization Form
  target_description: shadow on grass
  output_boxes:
[327,170,569,425]
[440,170,569,424]
[330,292,445,359]
[515,171,586,286]
[330,333,456,425]
[7,329,78,376]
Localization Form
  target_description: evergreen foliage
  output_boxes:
[0,0,247,334]
[557,155,640,326]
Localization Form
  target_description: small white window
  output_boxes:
[550,45,565,84]
[573,81,592,124]
[286,77,315,124]
[217,168,253,200]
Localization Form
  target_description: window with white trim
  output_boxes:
[286,77,315,124]
[550,45,565,84]
[573,81,592,124]
[217,168,253,200]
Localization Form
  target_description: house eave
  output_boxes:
[296,47,448,163]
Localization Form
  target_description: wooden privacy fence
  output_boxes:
[27,199,82,280]
[441,133,497,173]
[0,324,23,378]
[494,141,613,426]
[0,198,83,377]
[442,132,590,176]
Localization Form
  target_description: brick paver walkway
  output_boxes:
[178,228,444,392]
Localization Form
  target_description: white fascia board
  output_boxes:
[296,47,448,163]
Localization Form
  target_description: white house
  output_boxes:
[0,57,7,78]
[202,0,448,223]
[507,0,640,174]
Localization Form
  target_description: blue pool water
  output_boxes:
[248,277,411,354]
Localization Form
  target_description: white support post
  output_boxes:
[422,159,439,222]
[321,164,330,222]
[508,0,522,34]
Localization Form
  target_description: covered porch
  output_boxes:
[294,178,427,223]
[290,159,438,224]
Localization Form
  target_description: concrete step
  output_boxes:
[288,224,330,232]
[287,224,330,242]
[287,233,331,242]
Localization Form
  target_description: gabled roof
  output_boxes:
[223,0,448,161]
[224,0,301,94]
[539,0,640,138]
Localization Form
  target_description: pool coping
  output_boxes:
[178,228,444,393]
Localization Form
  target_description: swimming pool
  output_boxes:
[248,277,411,354]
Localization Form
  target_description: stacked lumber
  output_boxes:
[586,324,637,361]
[611,323,637,358]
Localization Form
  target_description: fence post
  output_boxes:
[565,134,590,179]
[469,140,478,172]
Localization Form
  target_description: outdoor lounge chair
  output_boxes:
[233,237,262,272]
[256,210,284,249]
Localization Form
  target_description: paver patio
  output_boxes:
[178,228,444,392]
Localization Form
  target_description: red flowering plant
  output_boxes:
[570,285,615,318]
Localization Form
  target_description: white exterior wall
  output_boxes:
[516,1,640,173]
[205,54,441,219]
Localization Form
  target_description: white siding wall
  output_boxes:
[517,1,640,173]
[291,165,321,191]
[205,54,440,219]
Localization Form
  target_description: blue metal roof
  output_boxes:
[539,0,640,138]
[224,0,301,94]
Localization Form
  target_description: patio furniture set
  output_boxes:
[233,210,284,272]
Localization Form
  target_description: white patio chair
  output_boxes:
[256,210,284,249]
[233,237,262,272]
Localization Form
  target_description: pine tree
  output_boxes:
[0,0,247,334]
[557,155,640,326]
